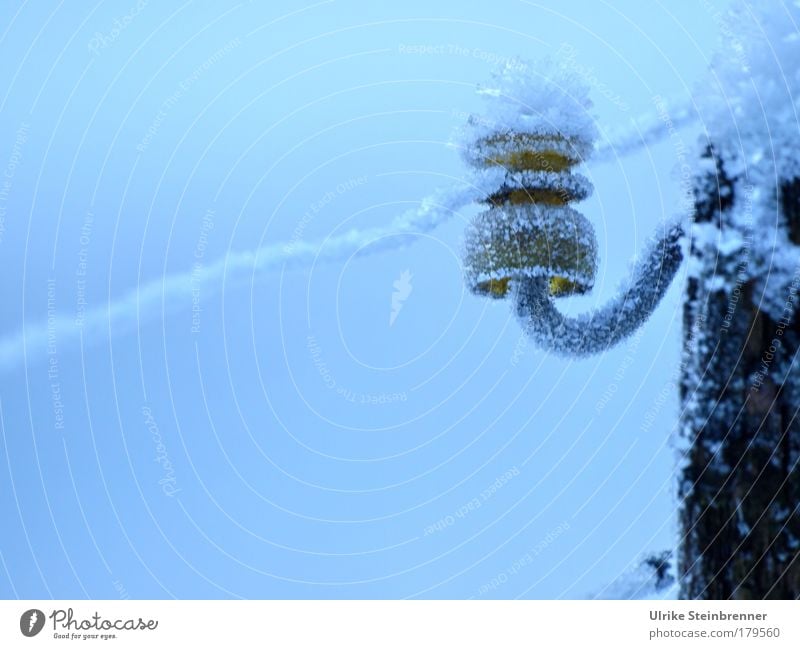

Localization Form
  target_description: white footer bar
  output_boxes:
[2,600,797,647]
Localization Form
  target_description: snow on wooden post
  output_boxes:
[678,0,800,598]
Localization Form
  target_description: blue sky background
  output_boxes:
[0,0,720,598]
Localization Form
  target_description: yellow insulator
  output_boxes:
[464,205,597,299]
[487,187,573,207]
[463,125,597,300]
[475,277,511,298]
[471,132,584,172]
[549,276,584,297]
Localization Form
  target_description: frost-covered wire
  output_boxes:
[593,101,697,163]
[0,184,478,373]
